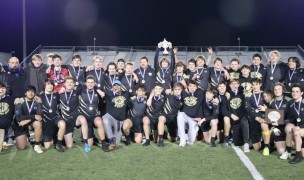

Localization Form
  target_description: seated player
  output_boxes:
[40,79,66,152]
[13,85,44,153]
[122,85,147,145]
[143,83,166,146]
[158,82,183,146]
[284,84,304,164]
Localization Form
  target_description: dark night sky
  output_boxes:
[1,0,304,59]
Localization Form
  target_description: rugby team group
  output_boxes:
[0,42,304,164]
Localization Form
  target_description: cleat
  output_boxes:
[34,145,43,154]
[280,151,291,160]
[83,143,91,153]
[263,147,269,156]
[143,139,150,146]
[243,143,250,153]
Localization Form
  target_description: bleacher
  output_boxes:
[23,45,304,68]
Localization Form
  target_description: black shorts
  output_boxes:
[43,116,63,137]
[232,116,249,146]
[147,115,159,130]
[12,120,34,138]
[217,115,224,131]
[201,119,212,132]
[64,114,79,135]
[162,114,177,137]
[248,117,261,144]
[273,125,286,142]
[129,117,143,133]
[83,114,99,139]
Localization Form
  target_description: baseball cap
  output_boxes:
[113,80,122,86]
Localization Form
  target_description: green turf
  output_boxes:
[1,129,303,180]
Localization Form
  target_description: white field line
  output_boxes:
[232,145,264,180]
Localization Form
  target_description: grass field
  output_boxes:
[0,129,303,180]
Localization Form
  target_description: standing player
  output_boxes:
[239,65,252,95]
[104,62,120,90]
[59,77,90,152]
[68,54,86,87]
[158,82,183,146]
[228,79,250,152]
[122,85,147,145]
[154,42,175,95]
[100,80,130,150]
[0,82,14,152]
[48,54,70,92]
[209,58,230,89]
[284,57,301,96]
[134,57,156,96]
[228,58,241,80]
[40,79,66,152]
[143,83,166,146]
[116,59,125,74]
[13,85,44,153]
[78,76,109,152]
[192,49,212,91]
[264,50,288,91]
[172,61,188,89]
[120,63,139,95]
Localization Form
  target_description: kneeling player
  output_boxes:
[198,88,219,147]
[41,79,66,152]
[78,76,109,151]
[59,77,90,152]
[158,82,183,146]
[13,86,44,153]
[123,85,147,145]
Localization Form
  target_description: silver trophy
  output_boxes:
[161,38,169,55]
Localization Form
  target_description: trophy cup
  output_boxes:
[161,38,169,55]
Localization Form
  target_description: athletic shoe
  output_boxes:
[158,138,164,147]
[34,145,43,154]
[179,141,186,147]
[125,136,131,146]
[210,141,216,147]
[101,143,109,152]
[243,143,250,153]
[83,143,91,153]
[263,147,269,156]
[55,144,65,152]
[143,139,150,146]
[280,151,291,160]
[289,155,302,164]
[222,142,229,148]
[7,138,14,146]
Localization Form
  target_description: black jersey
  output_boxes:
[181,88,204,118]
[134,66,156,94]
[285,99,304,127]
[154,48,175,90]
[40,92,60,121]
[128,96,147,119]
[79,88,100,117]
[227,89,246,119]
[228,69,241,80]
[284,68,302,93]
[193,67,210,90]
[209,67,226,88]
[239,75,252,93]
[264,61,288,91]
[269,96,290,114]
[250,64,266,80]
[104,73,120,90]
[172,73,189,86]
[68,65,86,86]
[86,68,106,90]
[163,94,183,117]
[59,87,81,120]
[15,98,42,122]
[147,94,166,119]
[245,92,265,119]
[104,89,130,121]
[202,98,219,121]
[120,73,136,95]
[0,95,15,129]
